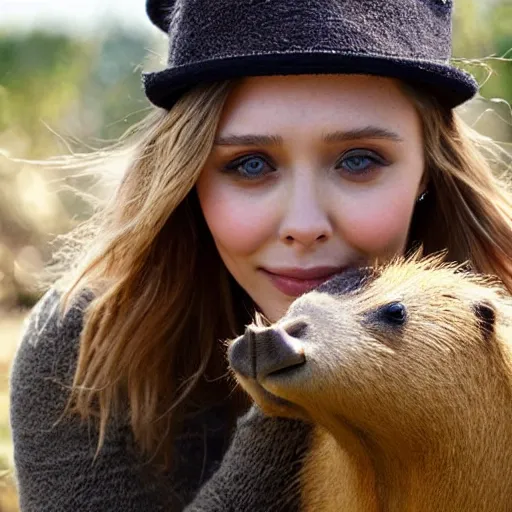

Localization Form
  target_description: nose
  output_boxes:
[228,320,308,380]
[279,180,333,248]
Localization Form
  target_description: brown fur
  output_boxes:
[232,255,512,511]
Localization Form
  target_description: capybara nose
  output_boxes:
[229,321,306,380]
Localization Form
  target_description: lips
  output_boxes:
[260,266,344,297]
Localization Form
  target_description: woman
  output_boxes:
[9,0,512,510]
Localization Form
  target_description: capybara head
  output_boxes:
[228,256,512,443]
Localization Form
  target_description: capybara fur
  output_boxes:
[228,255,512,512]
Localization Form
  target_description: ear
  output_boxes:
[146,0,175,33]
[473,300,496,340]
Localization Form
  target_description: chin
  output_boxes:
[257,298,295,324]
[235,373,311,421]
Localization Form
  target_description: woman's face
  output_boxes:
[197,74,426,322]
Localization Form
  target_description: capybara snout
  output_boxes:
[229,320,307,380]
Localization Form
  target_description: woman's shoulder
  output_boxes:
[22,285,93,344]
[14,286,93,361]
[9,286,95,420]
[8,287,185,511]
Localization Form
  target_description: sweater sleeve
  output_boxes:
[10,289,313,512]
[184,406,313,512]
[9,289,176,511]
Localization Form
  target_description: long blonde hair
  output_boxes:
[51,77,512,468]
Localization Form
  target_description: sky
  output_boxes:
[0,0,158,36]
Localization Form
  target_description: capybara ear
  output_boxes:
[473,300,496,340]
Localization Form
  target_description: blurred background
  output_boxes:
[0,0,511,509]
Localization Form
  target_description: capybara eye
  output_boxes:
[381,302,407,325]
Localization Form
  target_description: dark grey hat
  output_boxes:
[143,0,479,110]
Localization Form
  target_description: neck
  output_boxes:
[366,431,512,512]
[324,398,512,512]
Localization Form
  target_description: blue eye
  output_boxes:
[337,151,387,175]
[343,155,373,172]
[224,155,274,179]
[242,157,266,176]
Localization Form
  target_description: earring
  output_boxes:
[417,190,428,203]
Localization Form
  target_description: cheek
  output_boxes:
[338,186,417,255]
[196,175,276,255]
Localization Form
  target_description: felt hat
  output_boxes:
[143,0,479,110]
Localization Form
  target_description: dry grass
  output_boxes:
[0,312,28,512]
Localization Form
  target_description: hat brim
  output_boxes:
[143,52,479,111]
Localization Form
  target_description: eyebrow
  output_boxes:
[214,126,404,146]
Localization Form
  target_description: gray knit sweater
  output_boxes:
[9,289,312,511]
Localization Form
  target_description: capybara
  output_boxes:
[228,256,512,512]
